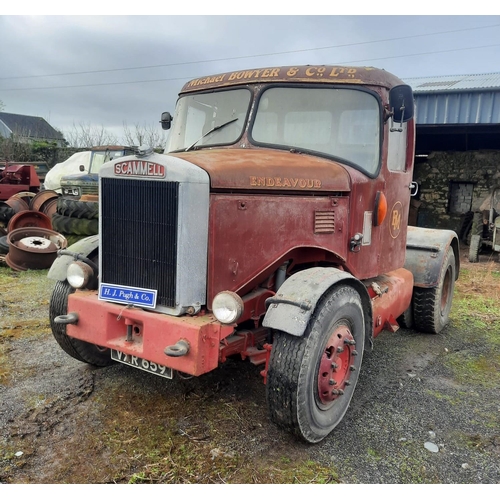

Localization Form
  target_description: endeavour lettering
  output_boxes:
[249,176,322,189]
[114,161,166,178]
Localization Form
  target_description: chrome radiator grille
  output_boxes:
[100,178,179,308]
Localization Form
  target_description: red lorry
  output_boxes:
[48,65,459,443]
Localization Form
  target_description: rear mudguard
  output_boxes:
[262,267,373,347]
[47,235,99,281]
[404,226,460,288]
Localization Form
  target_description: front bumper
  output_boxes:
[65,290,234,376]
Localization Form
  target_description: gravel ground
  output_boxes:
[0,246,499,484]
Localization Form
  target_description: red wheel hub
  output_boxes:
[318,325,355,404]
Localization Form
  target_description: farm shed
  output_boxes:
[403,72,500,233]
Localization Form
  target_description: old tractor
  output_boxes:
[469,187,500,262]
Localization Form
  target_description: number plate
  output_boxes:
[111,350,173,379]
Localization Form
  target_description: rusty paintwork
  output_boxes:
[207,193,350,306]
[363,268,414,337]
[6,227,66,271]
[171,149,351,193]
[173,79,414,284]
[180,65,405,94]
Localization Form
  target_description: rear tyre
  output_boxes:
[397,303,414,330]
[266,284,365,443]
[413,247,455,334]
[49,280,113,366]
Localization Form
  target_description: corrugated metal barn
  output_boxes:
[402,72,500,235]
[404,72,500,153]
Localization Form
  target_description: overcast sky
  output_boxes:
[1,11,499,145]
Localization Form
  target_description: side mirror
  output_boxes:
[79,164,85,172]
[160,112,173,130]
[389,84,414,131]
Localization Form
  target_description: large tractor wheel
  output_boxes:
[49,280,113,367]
[266,284,365,443]
[413,247,456,334]
[56,198,99,219]
[458,211,473,245]
[470,212,484,238]
[52,213,98,236]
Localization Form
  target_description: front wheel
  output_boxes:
[49,280,114,366]
[266,284,365,443]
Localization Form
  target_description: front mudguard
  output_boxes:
[262,267,373,347]
[47,234,99,281]
[404,226,460,288]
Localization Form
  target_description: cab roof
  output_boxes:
[180,65,405,94]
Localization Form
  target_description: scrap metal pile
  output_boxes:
[0,190,98,271]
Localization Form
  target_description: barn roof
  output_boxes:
[402,72,500,125]
[0,112,64,141]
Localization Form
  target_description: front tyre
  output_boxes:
[49,280,114,366]
[266,284,365,443]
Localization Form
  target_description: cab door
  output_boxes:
[379,119,415,272]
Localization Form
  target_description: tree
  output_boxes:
[63,122,118,148]
[122,121,166,151]
[0,128,33,161]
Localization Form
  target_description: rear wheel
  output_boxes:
[413,247,456,334]
[266,284,365,443]
[49,280,113,366]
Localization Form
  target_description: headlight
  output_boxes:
[67,261,94,289]
[62,187,81,196]
[212,291,244,324]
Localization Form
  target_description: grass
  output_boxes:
[0,267,53,384]
[81,385,340,484]
[450,265,500,334]
[1,258,499,483]
[446,262,500,387]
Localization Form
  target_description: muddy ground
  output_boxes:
[0,245,499,484]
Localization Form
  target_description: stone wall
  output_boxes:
[412,150,500,233]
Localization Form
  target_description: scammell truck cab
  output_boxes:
[48,65,459,443]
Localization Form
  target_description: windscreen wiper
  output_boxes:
[185,118,238,152]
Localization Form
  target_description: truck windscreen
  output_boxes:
[166,88,251,152]
[252,87,381,175]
